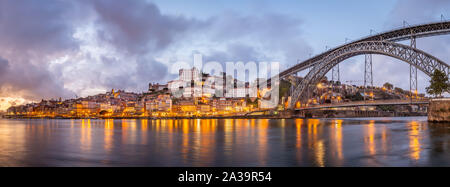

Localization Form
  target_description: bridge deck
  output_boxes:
[295,99,429,110]
[244,99,429,116]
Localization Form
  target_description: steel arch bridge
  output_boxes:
[288,40,450,109]
[280,21,450,78]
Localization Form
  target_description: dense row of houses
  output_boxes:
[6,89,256,118]
[6,68,264,118]
[7,67,423,118]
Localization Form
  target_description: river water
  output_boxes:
[0,117,449,167]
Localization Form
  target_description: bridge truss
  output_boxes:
[279,21,450,78]
[281,21,450,109]
[288,41,450,108]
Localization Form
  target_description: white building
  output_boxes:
[179,68,200,82]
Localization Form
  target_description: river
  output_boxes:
[0,117,449,166]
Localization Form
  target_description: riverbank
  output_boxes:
[2,112,427,120]
[1,115,288,120]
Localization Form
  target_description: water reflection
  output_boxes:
[306,119,325,166]
[295,119,303,165]
[140,119,148,145]
[104,119,114,152]
[330,119,343,165]
[365,120,376,156]
[257,119,269,166]
[428,123,450,164]
[380,126,388,154]
[80,119,92,153]
[0,117,449,166]
[408,121,422,161]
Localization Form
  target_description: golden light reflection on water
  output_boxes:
[141,119,148,145]
[409,121,422,161]
[0,117,444,167]
[224,119,234,157]
[0,119,440,167]
[141,119,148,131]
[115,118,425,166]
[257,119,269,166]
[104,119,114,151]
[129,119,138,145]
[192,119,201,164]
[295,119,303,163]
[197,119,217,166]
[306,119,325,167]
[295,119,303,149]
[158,120,171,149]
[0,120,26,166]
[167,120,174,133]
[181,119,190,162]
[173,119,219,166]
[315,140,325,167]
[80,119,92,152]
[331,119,343,164]
[250,119,256,140]
[167,120,174,150]
[121,119,129,145]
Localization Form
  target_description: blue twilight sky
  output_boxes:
[0,0,449,109]
[153,0,396,50]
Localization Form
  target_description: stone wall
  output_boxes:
[428,98,450,123]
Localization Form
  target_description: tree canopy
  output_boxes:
[383,82,393,90]
[426,69,449,97]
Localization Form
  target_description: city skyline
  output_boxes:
[0,0,449,111]
[1,0,450,171]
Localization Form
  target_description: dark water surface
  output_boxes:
[0,117,449,167]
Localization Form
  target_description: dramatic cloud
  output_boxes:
[0,1,83,100]
[51,0,203,95]
[54,2,313,96]
[0,1,88,54]
[91,0,202,55]
[171,11,313,79]
[205,12,313,68]
[0,55,74,100]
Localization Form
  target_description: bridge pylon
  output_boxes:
[410,35,418,101]
[332,64,340,83]
[364,54,373,101]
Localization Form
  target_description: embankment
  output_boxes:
[428,98,450,123]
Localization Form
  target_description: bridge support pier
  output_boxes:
[332,64,340,83]
[410,36,418,101]
[364,54,373,101]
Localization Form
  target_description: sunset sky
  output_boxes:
[0,0,449,111]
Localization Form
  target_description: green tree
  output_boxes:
[383,82,393,90]
[279,80,292,100]
[426,69,449,97]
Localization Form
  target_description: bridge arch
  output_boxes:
[288,41,450,109]
[280,21,450,78]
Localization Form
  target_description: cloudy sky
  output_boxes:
[0,0,449,110]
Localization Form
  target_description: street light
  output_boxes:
[317,83,323,89]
